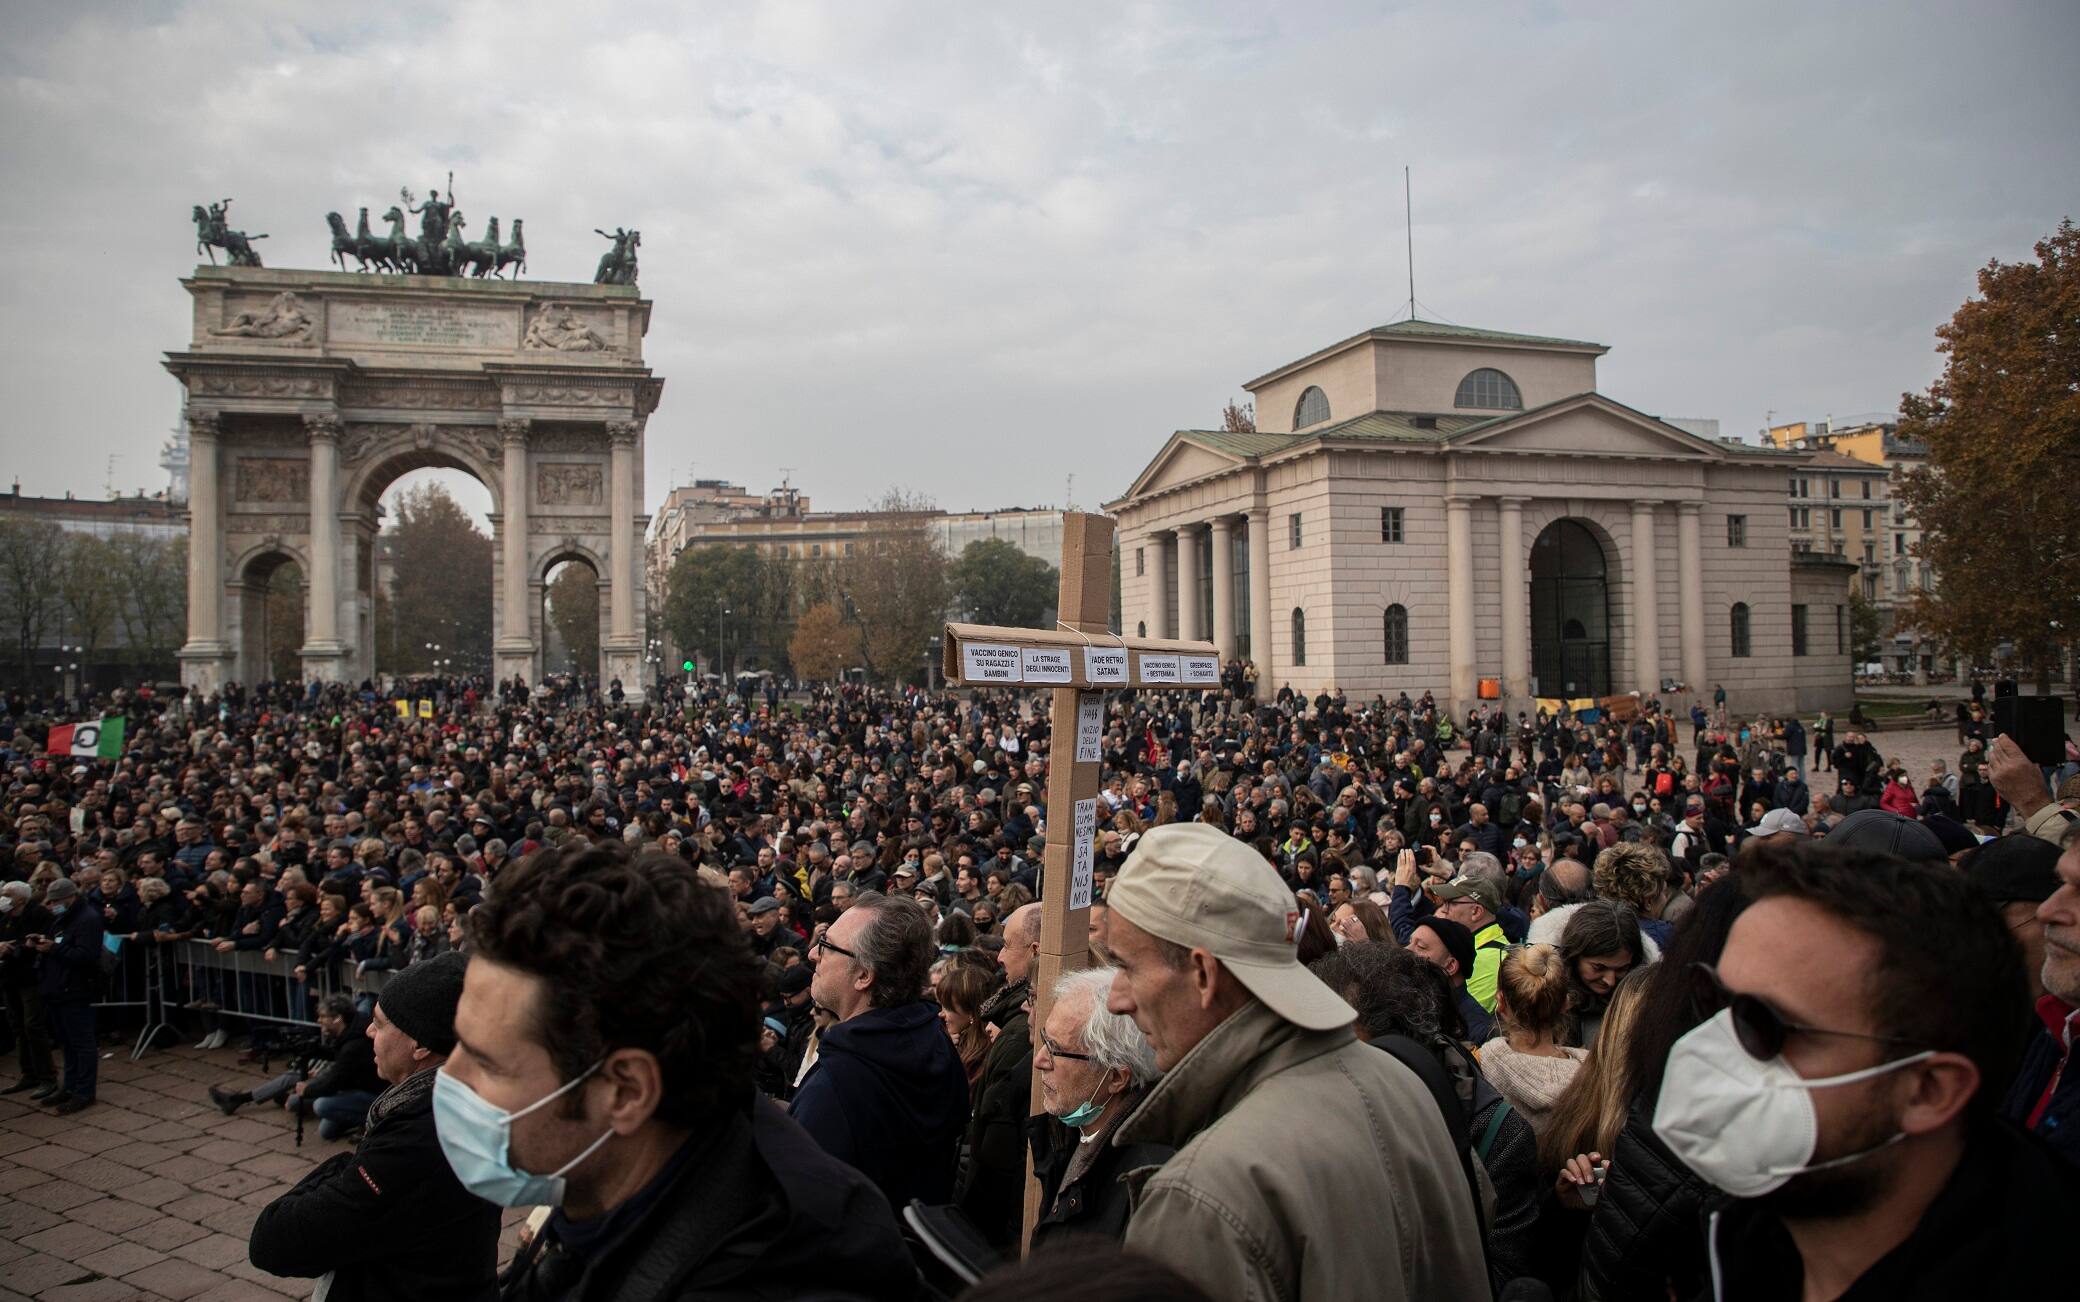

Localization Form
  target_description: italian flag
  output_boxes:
[47,716,125,759]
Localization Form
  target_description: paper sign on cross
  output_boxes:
[941,511,1220,1251]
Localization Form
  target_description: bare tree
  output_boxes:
[55,534,120,667]
[0,518,66,676]
[838,489,948,683]
[1220,398,1256,433]
[108,533,187,670]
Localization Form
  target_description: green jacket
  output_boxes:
[1116,1000,1489,1302]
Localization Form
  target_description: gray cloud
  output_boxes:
[1,0,2074,514]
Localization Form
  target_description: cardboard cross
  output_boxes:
[940,511,1220,1249]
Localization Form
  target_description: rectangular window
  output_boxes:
[1829,479,1841,498]
[1862,480,1872,499]
[1792,604,1808,657]
[1895,533,1906,556]
[1863,509,1873,530]
[1289,513,1303,549]
[811,543,821,556]
[1381,507,1404,544]
[1727,515,1747,547]
[1863,541,1876,565]
[1135,547,1145,577]
[1788,507,1800,529]
[1831,508,1842,529]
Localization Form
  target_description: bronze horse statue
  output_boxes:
[494,218,527,278]
[459,215,502,279]
[194,202,265,267]
[326,208,396,272]
[376,206,421,274]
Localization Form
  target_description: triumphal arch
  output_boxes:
[165,265,661,698]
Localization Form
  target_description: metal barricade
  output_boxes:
[90,940,175,1062]
[171,940,328,1033]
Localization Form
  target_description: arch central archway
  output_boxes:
[1529,519,1612,697]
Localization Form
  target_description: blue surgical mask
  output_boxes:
[433,1060,612,1207]
[1058,1079,1115,1130]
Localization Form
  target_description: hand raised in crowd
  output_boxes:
[1394,848,1420,890]
[1987,733,2049,817]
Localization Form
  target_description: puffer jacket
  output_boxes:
[1578,1101,1720,1302]
[1115,999,1489,1302]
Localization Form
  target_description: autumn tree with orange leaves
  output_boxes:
[1896,219,2080,691]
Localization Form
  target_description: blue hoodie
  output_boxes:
[791,1000,971,1209]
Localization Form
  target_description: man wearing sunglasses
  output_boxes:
[1652,842,2080,1299]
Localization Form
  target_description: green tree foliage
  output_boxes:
[788,601,849,682]
[1848,590,1884,664]
[1896,219,2080,688]
[545,561,601,675]
[376,483,493,674]
[262,560,305,681]
[663,544,768,678]
[950,537,1057,629]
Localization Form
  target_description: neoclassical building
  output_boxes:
[1107,320,1853,716]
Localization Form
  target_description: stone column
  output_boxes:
[1632,500,1662,694]
[300,414,346,680]
[1146,531,1171,640]
[177,410,230,692]
[494,418,537,683]
[1247,508,1273,684]
[1176,523,1203,643]
[603,420,645,701]
[1676,501,1707,695]
[1209,515,1238,661]
[1446,496,1476,714]
[1498,497,1531,705]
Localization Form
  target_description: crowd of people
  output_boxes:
[2,667,2078,1300]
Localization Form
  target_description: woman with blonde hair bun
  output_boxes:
[1478,943,1587,1133]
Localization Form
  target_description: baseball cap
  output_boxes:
[1745,808,1807,838]
[1431,875,1502,916]
[1961,834,2061,905]
[1107,823,1355,1031]
[1822,809,1947,865]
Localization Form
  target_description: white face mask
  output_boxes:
[1652,1009,1932,1198]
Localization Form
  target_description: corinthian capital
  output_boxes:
[605,419,641,447]
[303,412,344,441]
[497,416,532,446]
[187,409,223,440]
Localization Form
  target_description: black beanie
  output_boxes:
[376,951,468,1055]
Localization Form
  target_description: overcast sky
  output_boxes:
[3,0,2075,525]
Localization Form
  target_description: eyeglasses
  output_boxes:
[1040,1034,1092,1062]
[1690,963,1918,1061]
[809,934,857,962]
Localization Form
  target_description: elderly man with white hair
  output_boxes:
[1027,966,1173,1246]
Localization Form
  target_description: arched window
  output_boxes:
[1291,608,1307,666]
[1383,604,1409,664]
[1730,602,1751,658]
[1294,385,1331,429]
[1136,621,1146,638]
[1454,368,1523,410]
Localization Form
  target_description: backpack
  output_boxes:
[1378,1034,1493,1254]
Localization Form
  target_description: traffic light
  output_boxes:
[682,659,696,673]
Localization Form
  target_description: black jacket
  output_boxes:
[38,901,105,1001]
[1,900,54,988]
[500,1093,914,1302]
[302,1013,385,1104]
[1026,1107,1172,1247]
[956,983,1030,1247]
[790,1000,970,1211]
[250,1066,501,1302]
[1580,1102,1719,1302]
[2000,996,2080,1171]
[1696,1118,2080,1300]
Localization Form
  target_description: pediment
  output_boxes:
[1448,394,1724,460]
[1123,435,1249,498]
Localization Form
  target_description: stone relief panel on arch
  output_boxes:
[536,462,604,506]
[234,459,310,503]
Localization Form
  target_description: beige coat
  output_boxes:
[1116,999,1490,1302]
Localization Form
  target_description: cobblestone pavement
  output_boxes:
[0,1038,528,1301]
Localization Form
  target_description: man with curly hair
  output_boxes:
[441,841,913,1301]
[1593,841,1677,946]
